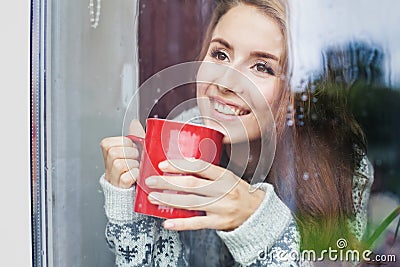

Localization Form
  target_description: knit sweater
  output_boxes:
[100,107,374,266]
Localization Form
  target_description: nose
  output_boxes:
[214,66,244,94]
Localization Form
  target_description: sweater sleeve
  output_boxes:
[99,174,187,266]
[348,155,374,241]
[216,183,311,267]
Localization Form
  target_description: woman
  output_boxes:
[99,0,373,265]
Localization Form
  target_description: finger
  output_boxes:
[119,168,139,189]
[100,136,136,163]
[162,216,213,231]
[145,175,212,192]
[148,192,216,210]
[145,175,233,197]
[106,146,139,172]
[128,119,145,138]
[158,159,231,181]
[109,159,139,185]
[100,136,135,150]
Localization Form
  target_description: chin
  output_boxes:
[203,120,260,144]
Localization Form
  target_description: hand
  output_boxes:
[145,159,266,231]
[100,120,145,188]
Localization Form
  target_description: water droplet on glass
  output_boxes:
[312,97,318,103]
[311,113,318,120]
[156,88,161,93]
[303,172,309,180]
[287,119,294,127]
[301,94,308,101]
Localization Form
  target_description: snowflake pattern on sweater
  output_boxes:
[106,219,186,266]
[100,161,371,266]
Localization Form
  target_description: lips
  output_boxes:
[211,98,251,116]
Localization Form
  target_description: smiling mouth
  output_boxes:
[212,99,251,116]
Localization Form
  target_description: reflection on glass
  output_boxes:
[291,0,400,262]
[31,0,400,266]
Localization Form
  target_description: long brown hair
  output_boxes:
[199,0,367,251]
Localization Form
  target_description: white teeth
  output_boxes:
[213,101,247,116]
[223,104,233,115]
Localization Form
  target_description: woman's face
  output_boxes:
[197,4,284,144]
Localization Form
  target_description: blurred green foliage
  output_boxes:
[349,82,400,196]
[349,82,400,147]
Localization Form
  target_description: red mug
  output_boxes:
[127,118,224,219]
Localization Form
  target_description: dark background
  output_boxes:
[138,0,217,122]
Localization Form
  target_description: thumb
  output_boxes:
[128,119,145,138]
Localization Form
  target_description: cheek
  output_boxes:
[249,80,279,135]
[196,83,210,115]
[251,80,278,109]
[196,82,207,96]
[196,60,221,86]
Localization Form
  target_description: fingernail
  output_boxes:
[163,221,175,229]
[145,177,157,186]
[158,161,169,169]
[148,193,156,202]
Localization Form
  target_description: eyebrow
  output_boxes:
[250,51,279,62]
[211,38,232,50]
[210,37,279,62]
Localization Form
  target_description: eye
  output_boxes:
[253,62,276,76]
[210,49,229,61]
